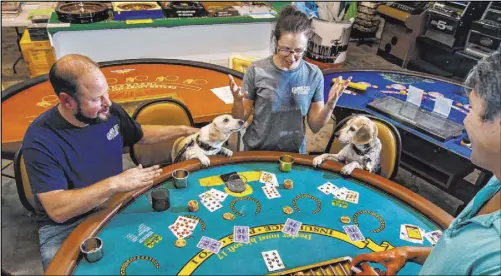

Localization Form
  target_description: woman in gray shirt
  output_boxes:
[229,5,350,154]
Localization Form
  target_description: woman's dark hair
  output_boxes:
[271,5,312,52]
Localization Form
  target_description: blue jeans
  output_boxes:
[38,218,84,271]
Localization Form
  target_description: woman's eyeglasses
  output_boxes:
[277,46,306,57]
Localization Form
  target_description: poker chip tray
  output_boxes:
[270,256,354,276]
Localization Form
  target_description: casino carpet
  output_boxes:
[1,27,466,275]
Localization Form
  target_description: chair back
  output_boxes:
[130,99,194,167]
[325,114,401,179]
[13,148,36,213]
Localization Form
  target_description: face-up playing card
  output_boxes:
[343,225,365,242]
[233,226,250,243]
[199,190,216,200]
[197,236,222,254]
[261,250,285,272]
[262,185,281,199]
[201,197,223,212]
[400,224,424,244]
[333,187,348,201]
[344,190,359,204]
[317,182,338,195]
[209,188,228,202]
[168,216,199,239]
[282,218,302,236]
[424,230,442,246]
[260,171,278,186]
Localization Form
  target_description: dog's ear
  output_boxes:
[354,124,372,145]
[208,123,225,142]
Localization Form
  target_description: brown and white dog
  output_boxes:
[171,115,244,167]
[313,115,382,175]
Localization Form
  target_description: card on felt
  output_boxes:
[260,171,278,186]
[209,188,228,202]
[261,250,285,272]
[343,225,365,242]
[317,182,338,195]
[333,187,348,201]
[282,218,302,236]
[424,230,442,245]
[169,223,191,239]
[262,185,281,199]
[174,216,198,231]
[199,190,216,200]
[233,226,250,243]
[400,224,424,244]
[197,236,222,253]
[344,190,359,204]
[201,197,223,212]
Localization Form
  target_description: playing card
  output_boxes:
[400,224,424,244]
[168,216,199,239]
[233,226,250,243]
[199,190,216,200]
[343,225,365,242]
[173,216,199,231]
[424,230,442,246]
[261,250,285,272]
[333,187,348,201]
[209,188,228,202]
[262,185,281,199]
[201,197,223,212]
[344,190,359,204]
[282,218,302,236]
[197,236,222,253]
[260,171,278,186]
[317,182,338,195]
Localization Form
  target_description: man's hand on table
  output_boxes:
[111,164,163,193]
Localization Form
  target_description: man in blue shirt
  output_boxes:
[22,54,198,271]
[352,50,501,275]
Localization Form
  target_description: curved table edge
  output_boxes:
[45,151,453,275]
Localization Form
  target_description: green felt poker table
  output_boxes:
[46,152,453,275]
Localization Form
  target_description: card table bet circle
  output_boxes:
[46,152,453,275]
[1,59,243,159]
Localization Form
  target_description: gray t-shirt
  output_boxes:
[242,56,324,154]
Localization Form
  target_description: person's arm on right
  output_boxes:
[37,164,162,223]
[352,246,432,275]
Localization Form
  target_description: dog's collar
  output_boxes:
[196,135,218,152]
[173,139,195,163]
[351,143,372,156]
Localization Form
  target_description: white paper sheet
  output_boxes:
[210,86,234,104]
[406,85,424,107]
[433,96,453,117]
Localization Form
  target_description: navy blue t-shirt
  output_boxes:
[22,102,143,227]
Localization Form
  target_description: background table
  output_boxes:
[46,152,453,275]
[322,69,492,209]
[1,59,242,160]
[47,2,289,66]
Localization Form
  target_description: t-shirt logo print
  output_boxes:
[107,124,120,141]
[291,86,310,95]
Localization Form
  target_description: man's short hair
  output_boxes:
[49,54,100,98]
[464,49,501,122]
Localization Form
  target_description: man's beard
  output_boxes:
[74,104,109,125]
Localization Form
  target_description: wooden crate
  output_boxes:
[20,29,56,77]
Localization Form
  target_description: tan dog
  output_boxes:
[171,115,244,167]
[313,115,382,175]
